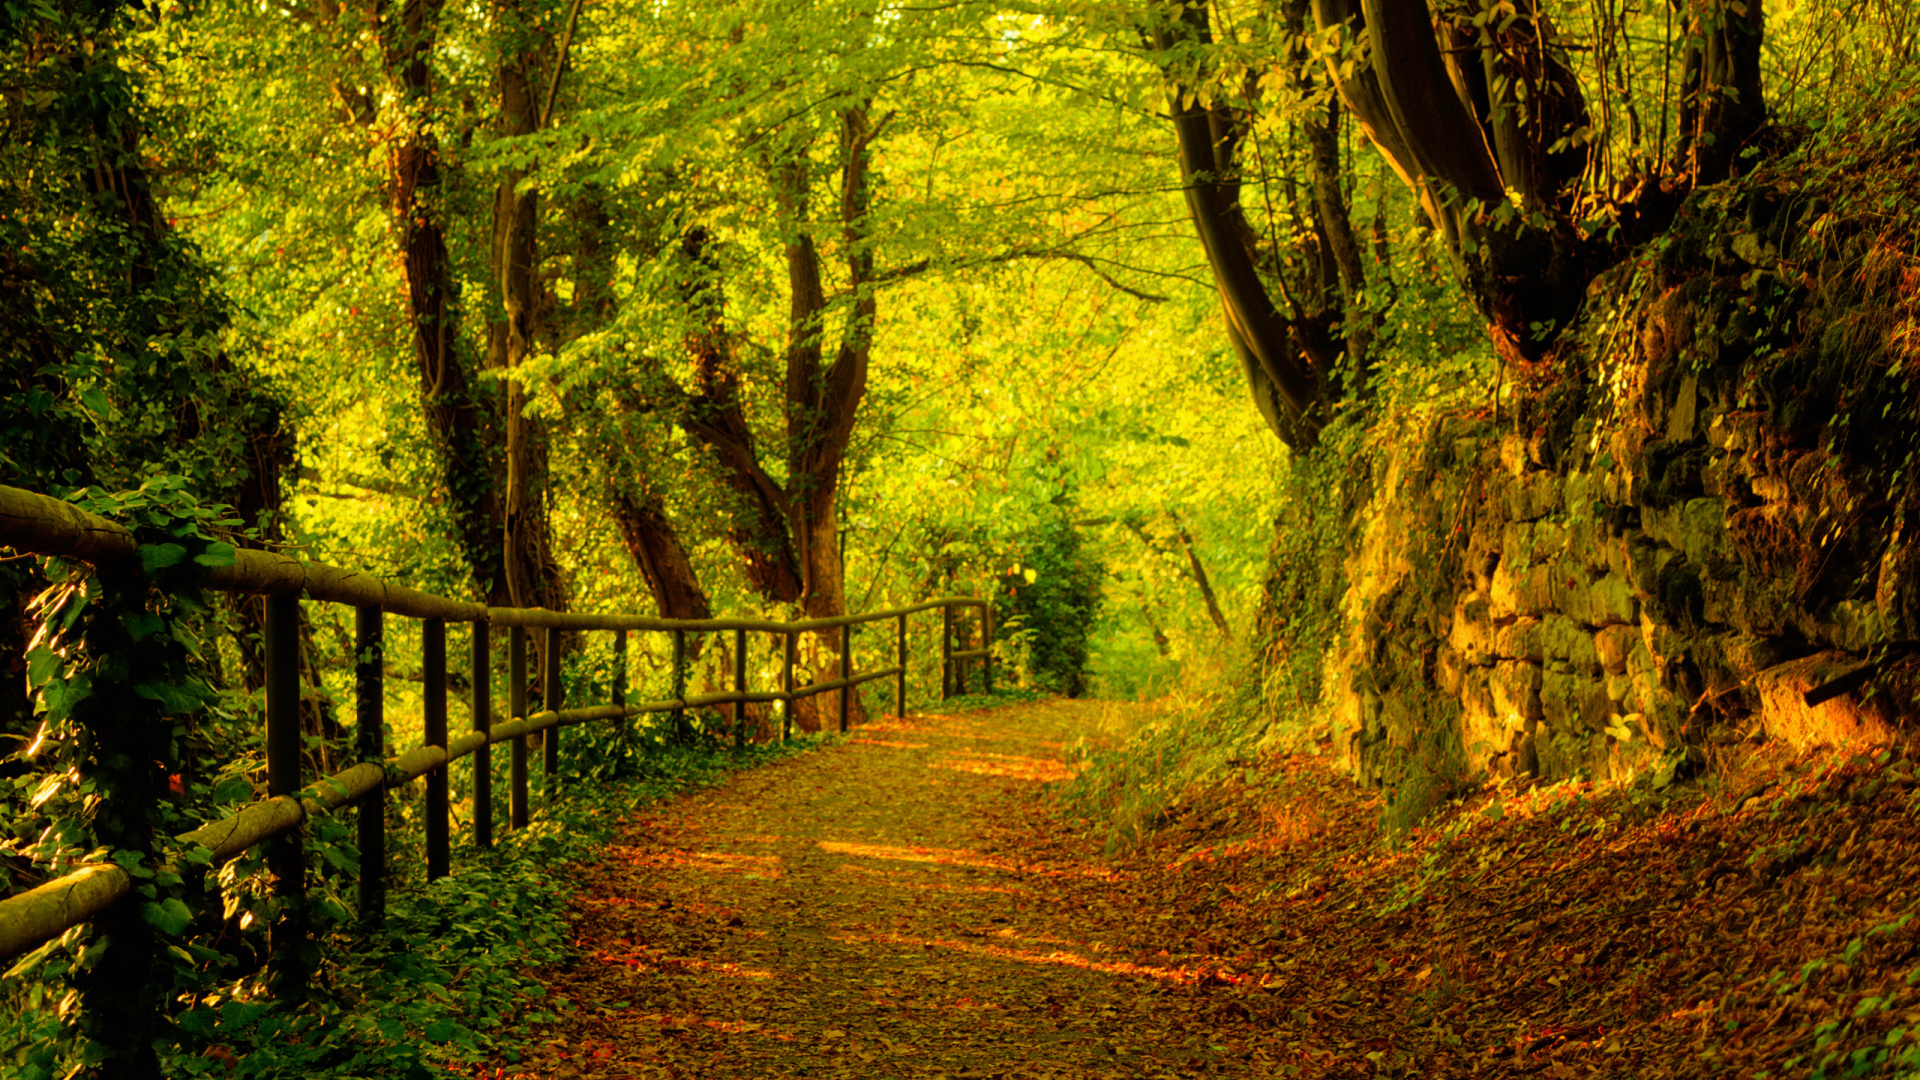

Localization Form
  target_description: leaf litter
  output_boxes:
[488,701,1920,1079]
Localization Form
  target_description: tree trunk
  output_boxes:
[1673,0,1767,184]
[610,490,713,621]
[488,0,565,619]
[378,0,506,603]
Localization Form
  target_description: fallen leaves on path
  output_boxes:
[492,702,1920,1079]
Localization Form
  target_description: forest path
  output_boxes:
[499,700,1294,1079]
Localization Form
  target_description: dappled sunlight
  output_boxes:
[825,860,1050,901]
[930,751,1083,782]
[834,929,1199,985]
[850,737,931,750]
[815,838,1103,879]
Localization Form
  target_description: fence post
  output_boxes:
[839,622,853,733]
[981,603,994,695]
[613,629,628,711]
[671,629,688,745]
[895,613,908,719]
[543,625,562,795]
[471,620,491,850]
[940,603,953,701]
[355,606,385,924]
[782,630,796,741]
[264,592,306,1000]
[509,625,529,829]
[733,626,748,749]
[423,617,449,881]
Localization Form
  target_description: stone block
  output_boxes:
[1490,560,1556,619]
[1678,498,1729,567]
[1594,624,1638,676]
[1587,574,1638,627]
[1490,617,1543,663]
[1605,673,1636,710]
[1541,669,1580,732]
[1666,373,1699,442]
[1639,615,1692,665]
[1508,472,1565,520]
[1499,435,1531,477]
[1490,660,1544,722]
[1541,615,1589,667]
[1751,653,1897,752]
[1579,680,1616,732]
[1447,591,1495,664]
[1622,536,1669,599]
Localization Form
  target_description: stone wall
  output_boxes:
[1322,173,1920,795]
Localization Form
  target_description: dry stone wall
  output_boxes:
[1323,176,1920,796]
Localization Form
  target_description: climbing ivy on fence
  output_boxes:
[4,477,237,1079]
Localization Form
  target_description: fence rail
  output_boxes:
[0,483,993,990]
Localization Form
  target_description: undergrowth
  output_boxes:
[1,740,815,1079]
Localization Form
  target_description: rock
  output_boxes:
[1587,573,1638,627]
[1500,435,1532,477]
[1750,653,1897,752]
[1666,373,1699,442]
[1542,614,1600,671]
[1490,560,1556,619]
[1490,617,1543,663]
[1678,498,1729,567]
[1490,660,1545,722]
[1594,624,1638,675]
[1622,535,1669,599]
[1447,591,1496,664]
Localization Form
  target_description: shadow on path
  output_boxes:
[499,700,1288,1079]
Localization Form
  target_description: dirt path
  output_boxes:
[500,701,1283,1079]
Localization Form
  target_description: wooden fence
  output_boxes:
[0,483,992,993]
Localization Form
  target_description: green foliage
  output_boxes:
[996,516,1104,699]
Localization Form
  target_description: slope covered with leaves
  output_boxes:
[491,699,1920,1079]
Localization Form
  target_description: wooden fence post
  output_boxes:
[613,629,628,711]
[264,592,305,1000]
[543,625,562,795]
[613,629,628,755]
[509,625,529,829]
[839,622,853,733]
[471,620,491,850]
[355,606,385,925]
[981,603,994,695]
[895,613,908,719]
[940,603,954,701]
[782,631,796,741]
[423,617,449,881]
[671,629,688,745]
[733,626,747,749]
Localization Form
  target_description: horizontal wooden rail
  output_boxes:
[0,479,999,997]
[0,483,983,630]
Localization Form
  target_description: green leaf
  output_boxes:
[193,542,237,568]
[139,897,193,937]
[78,386,109,419]
[25,645,60,688]
[139,542,188,573]
[133,679,214,714]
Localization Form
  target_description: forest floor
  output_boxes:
[489,699,1920,1079]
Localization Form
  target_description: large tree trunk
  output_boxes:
[378,0,506,604]
[610,490,712,621]
[488,0,565,618]
[1673,0,1767,184]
